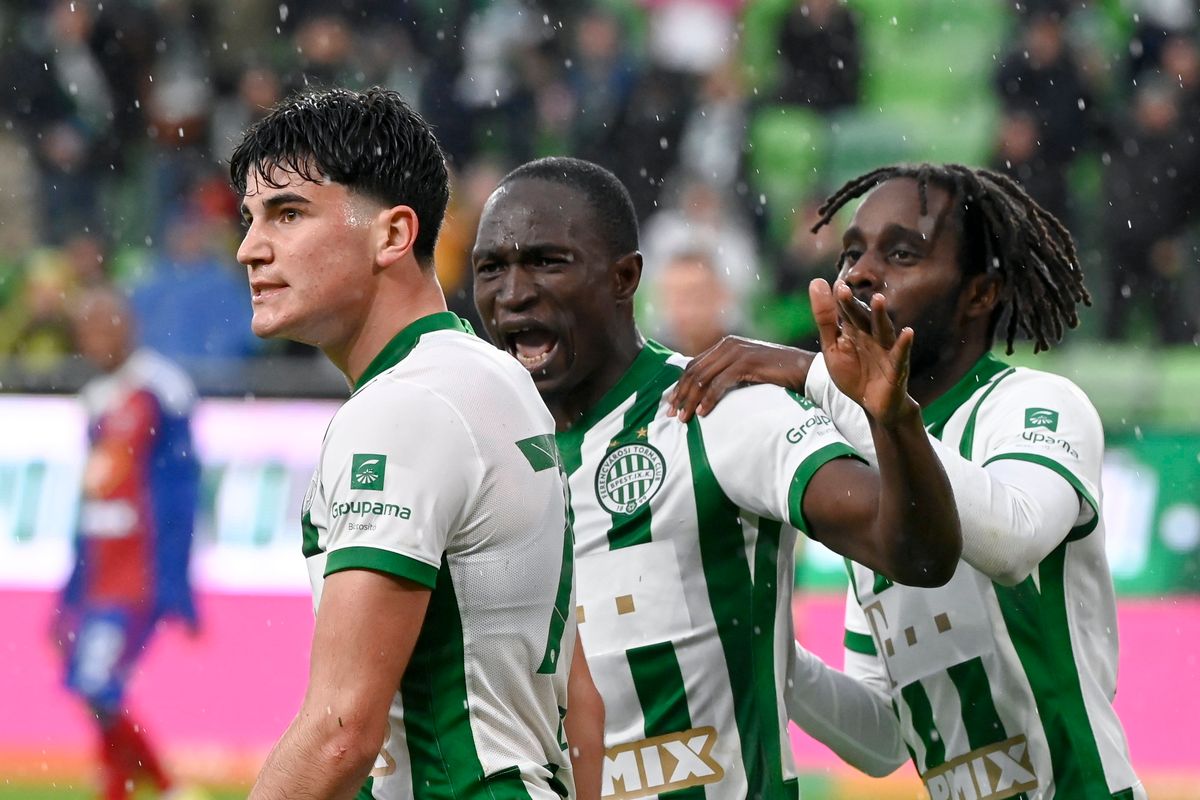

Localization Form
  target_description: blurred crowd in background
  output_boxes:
[0,0,1198,396]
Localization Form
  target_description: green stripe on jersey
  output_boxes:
[900,680,946,770]
[606,360,681,550]
[994,541,1112,796]
[687,417,780,799]
[946,657,1010,752]
[752,518,789,795]
[844,630,877,655]
[301,509,320,557]
[538,517,574,674]
[324,545,439,588]
[400,555,491,798]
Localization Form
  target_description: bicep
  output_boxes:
[305,570,431,732]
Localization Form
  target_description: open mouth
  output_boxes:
[505,328,559,373]
[251,281,287,304]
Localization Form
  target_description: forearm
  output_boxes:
[867,403,962,586]
[566,639,605,800]
[786,643,906,777]
[564,693,605,800]
[926,445,1079,585]
[250,709,378,800]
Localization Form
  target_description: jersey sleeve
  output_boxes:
[971,372,1103,539]
[318,381,485,588]
[695,382,860,535]
[804,354,876,459]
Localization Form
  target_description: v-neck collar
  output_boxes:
[353,312,468,392]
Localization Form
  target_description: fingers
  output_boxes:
[810,279,840,354]
[834,281,872,333]
[669,342,736,421]
[890,327,914,388]
[870,293,897,350]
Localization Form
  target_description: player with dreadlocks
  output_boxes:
[668,163,1144,799]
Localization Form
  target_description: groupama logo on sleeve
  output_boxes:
[351,454,387,490]
[1024,408,1059,432]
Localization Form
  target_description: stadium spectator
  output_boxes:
[1101,80,1200,344]
[655,249,735,356]
[774,0,862,111]
[129,201,262,368]
[230,87,590,798]
[669,163,1145,799]
[995,3,1093,219]
[54,285,200,800]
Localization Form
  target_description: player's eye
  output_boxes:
[280,208,300,223]
[891,248,919,264]
[839,249,862,267]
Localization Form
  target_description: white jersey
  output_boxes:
[807,353,1143,800]
[558,341,859,800]
[301,313,575,800]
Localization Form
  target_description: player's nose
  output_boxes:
[496,265,538,309]
[237,223,271,268]
[841,253,880,296]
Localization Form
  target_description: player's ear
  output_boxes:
[611,251,642,304]
[964,273,1001,320]
[376,204,419,270]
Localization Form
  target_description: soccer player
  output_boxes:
[669,163,1144,799]
[231,88,578,800]
[55,286,200,800]
[471,157,963,799]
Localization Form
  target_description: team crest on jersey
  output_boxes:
[595,443,665,516]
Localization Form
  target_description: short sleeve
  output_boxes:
[319,381,484,587]
[695,382,860,535]
[804,354,876,460]
[973,373,1103,539]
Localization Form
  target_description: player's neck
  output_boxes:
[548,327,645,433]
[334,274,448,386]
[907,340,992,407]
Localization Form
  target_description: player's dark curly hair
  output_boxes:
[812,163,1090,354]
[229,86,449,267]
[499,157,640,260]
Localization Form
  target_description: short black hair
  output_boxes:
[498,157,639,259]
[229,86,449,266]
[813,163,1090,354]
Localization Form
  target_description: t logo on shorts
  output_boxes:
[1024,408,1059,431]
[351,454,387,490]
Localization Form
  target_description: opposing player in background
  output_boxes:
[472,157,962,799]
[55,286,200,800]
[670,163,1144,799]
[232,88,585,800]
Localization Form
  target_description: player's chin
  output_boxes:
[250,310,291,340]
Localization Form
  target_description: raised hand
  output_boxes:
[667,336,813,422]
[811,279,917,426]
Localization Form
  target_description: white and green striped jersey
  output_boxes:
[558,341,859,800]
[301,313,575,800]
[806,353,1144,800]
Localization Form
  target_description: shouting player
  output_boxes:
[670,163,1144,800]
[232,88,581,800]
[472,157,963,799]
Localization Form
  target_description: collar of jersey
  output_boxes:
[921,351,1010,435]
[353,311,469,393]
[563,339,673,435]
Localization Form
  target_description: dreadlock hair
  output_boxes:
[811,163,1090,354]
